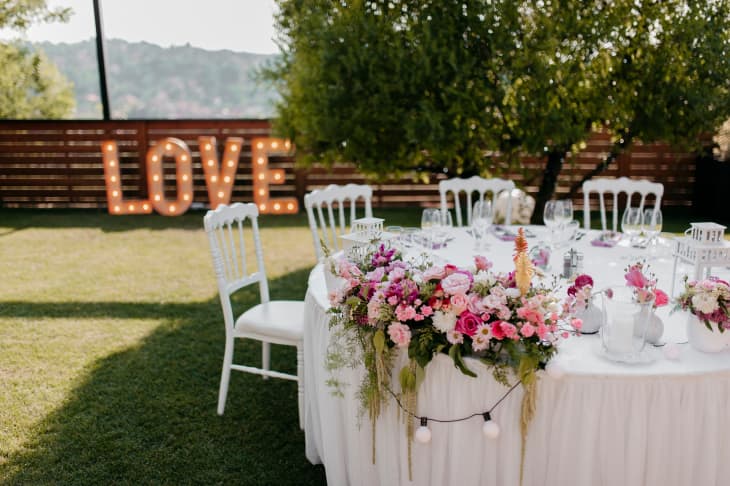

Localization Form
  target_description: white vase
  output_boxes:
[686,314,730,353]
[576,301,602,334]
[645,313,664,345]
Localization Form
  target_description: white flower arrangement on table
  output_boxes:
[676,276,730,332]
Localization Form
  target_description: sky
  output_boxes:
[2,0,280,54]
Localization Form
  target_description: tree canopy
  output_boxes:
[267,0,730,201]
[0,0,74,119]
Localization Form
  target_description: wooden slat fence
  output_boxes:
[0,120,697,210]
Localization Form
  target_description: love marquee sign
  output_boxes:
[101,136,298,215]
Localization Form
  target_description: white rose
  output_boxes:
[473,270,492,286]
[431,310,457,333]
[692,293,719,314]
[505,288,522,299]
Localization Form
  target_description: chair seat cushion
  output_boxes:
[234,300,305,342]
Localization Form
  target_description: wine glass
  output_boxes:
[421,208,440,249]
[643,208,663,255]
[434,210,453,248]
[543,200,559,247]
[621,207,642,244]
[471,200,493,250]
[555,199,574,226]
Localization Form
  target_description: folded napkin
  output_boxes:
[492,226,516,241]
[591,231,621,247]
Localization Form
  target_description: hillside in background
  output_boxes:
[37,39,279,119]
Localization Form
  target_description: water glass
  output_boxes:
[543,200,559,247]
[555,199,574,226]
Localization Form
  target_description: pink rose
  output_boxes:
[653,289,669,307]
[467,294,489,314]
[387,322,412,348]
[474,255,493,272]
[455,311,481,337]
[450,294,469,314]
[571,318,583,330]
[441,273,472,296]
[625,267,648,288]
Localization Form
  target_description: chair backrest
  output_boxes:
[304,183,373,260]
[204,203,269,331]
[582,177,664,231]
[439,176,515,226]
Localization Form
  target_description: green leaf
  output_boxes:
[373,329,385,353]
[448,344,476,378]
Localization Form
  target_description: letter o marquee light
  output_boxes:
[146,137,194,216]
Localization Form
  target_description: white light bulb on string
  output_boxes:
[482,412,500,439]
[415,417,431,444]
[545,360,565,380]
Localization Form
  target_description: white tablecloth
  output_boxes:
[303,227,730,486]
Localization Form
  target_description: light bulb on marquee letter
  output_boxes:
[250,137,298,214]
[198,136,242,209]
[101,140,152,215]
[146,137,194,216]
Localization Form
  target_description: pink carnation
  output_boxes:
[571,318,583,330]
[653,289,669,307]
[625,267,649,288]
[387,322,412,348]
[520,323,536,338]
[500,321,518,340]
[574,274,594,289]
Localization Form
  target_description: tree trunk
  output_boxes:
[531,150,566,224]
[566,131,633,199]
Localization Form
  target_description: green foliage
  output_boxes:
[0,0,74,119]
[269,0,730,182]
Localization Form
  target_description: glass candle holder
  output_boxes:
[600,287,655,363]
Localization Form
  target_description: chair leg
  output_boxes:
[262,342,271,380]
[296,344,304,430]
[217,337,234,415]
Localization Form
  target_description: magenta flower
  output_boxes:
[455,311,481,337]
[574,274,594,289]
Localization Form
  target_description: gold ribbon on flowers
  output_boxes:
[513,228,533,296]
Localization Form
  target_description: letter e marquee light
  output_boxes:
[251,137,298,214]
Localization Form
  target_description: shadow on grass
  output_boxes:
[0,268,326,486]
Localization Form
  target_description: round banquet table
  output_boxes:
[302,227,730,486]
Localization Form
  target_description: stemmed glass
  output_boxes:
[554,199,574,247]
[643,208,663,256]
[471,200,493,250]
[621,207,642,245]
[434,210,453,248]
[421,208,440,249]
[543,200,559,248]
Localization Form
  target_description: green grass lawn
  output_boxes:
[0,206,695,485]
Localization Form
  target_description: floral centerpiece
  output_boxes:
[328,228,577,465]
[676,276,730,332]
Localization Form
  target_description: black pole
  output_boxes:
[93,0,111,120]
